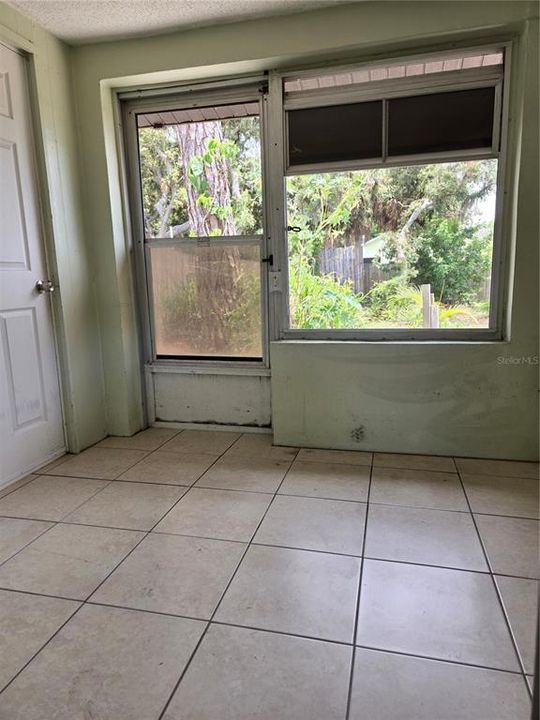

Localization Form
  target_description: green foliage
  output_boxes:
[139,117,497,333]
[365,276,411,317]
[289,249,364,329]
[411,217,492,305]
[139,128,186,237]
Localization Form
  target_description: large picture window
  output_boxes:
[282,48,505,337]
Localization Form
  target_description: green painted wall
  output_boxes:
[0,3,106,451]
[6,1,537,458]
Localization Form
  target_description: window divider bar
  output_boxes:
[382,98,388,161]
[144,234,263,247]
[283,67,502,110]
[285,147,497,177]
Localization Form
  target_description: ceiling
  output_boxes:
[7,0,351,45]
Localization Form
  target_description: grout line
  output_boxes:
[207,618,352,648]
[0,441,536,708]
[150,529,248,544]
[453,458,532,698]
[156,444,299,720]
[345,457,374,720]
[354,643,526,676]
[0,473,42,500]
[0,596,83,695]
[372,465,459,475]
[361,555,490,575]
[94,477,195,489]
[4,489,535,521]
[186,483,278,495]
[0,585,82,602]
[93,428,184,454]
[248,539,364,559]
[0,520,55,569]
[0,438,238,700]
[0,584,530,681]
[84,447,242,606]
[0,480,115,571]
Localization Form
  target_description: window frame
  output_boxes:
[274,43,511,341]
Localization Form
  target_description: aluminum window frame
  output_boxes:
[276,43,511,342]
[122,81,272,367]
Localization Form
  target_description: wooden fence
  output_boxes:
[319,243,392,293]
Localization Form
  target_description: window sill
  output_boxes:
[274,332,506,345]
[145,361,271,377]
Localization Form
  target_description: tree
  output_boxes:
[411,217,492,305]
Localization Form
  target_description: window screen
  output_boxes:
[288,101,383,166]
[387,86,496,156]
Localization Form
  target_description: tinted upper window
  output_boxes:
[288,101,383,166]
[387,86,496,156]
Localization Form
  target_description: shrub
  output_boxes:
[411,217,492,305]
[289,251,364,329]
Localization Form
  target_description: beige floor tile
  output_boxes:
[475,514,539,579]
[0,475,108,521]
[296,448,372,466]
[0,589,79,691]
[279,461,369,502]
[357,560,519,671]
[154,487,272,542]
[196,455,290,493]
[163,624,351,720]
[462,474,538,518]
[65,481,186,530]
[0,523,144,599]
[0,474,40,499]
[0,517,53,563]
[92,533,245,618]
[215,544,360,642]
[350,649,531,720]
[374,452,455,472]
[456,457,539,480]
[96,427,179,451]
[45,447,148,480]
[495,575,538,674]
[161,430,240,456]
[365,505,487,571]
[254,495,366,555]
[370,467,467,511]
[223,433,298,461]
[117,450,215,485]
[0,604,205,720]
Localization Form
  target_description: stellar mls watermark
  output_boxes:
[497,355,539,365]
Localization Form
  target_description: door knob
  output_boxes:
[35,280,56,294]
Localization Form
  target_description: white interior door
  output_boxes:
[0,43,65,486]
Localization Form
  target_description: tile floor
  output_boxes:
[0,428,537,719]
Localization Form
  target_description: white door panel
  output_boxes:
[0,43,64,486]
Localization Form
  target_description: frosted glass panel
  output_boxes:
[149,243,262,358]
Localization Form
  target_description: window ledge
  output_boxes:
[146,361,271,377]
[272,337,507,346]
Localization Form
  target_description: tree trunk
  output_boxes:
[174,121,243,353]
